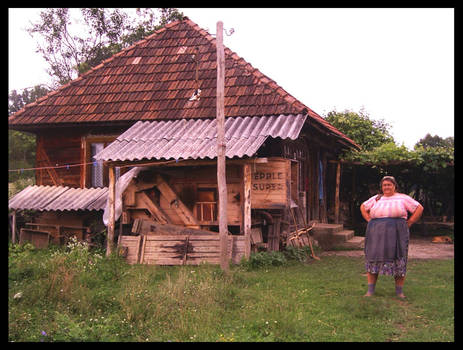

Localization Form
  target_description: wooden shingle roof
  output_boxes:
[9,17,358,149]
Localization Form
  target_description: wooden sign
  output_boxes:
[251,158,290,209]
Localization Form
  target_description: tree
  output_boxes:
[9,85,50,115]
[324,109,454,221]
[324,108,394,151]
[27,8,184,86]
[414,133,454,149]
[8,86,49,183]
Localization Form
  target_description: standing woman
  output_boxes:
[360,176,424,298]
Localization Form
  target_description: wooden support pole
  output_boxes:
[11,210,17,244]
[216,21,228,271]
[243,163,251,258]
[351,165,356,227]
[107,165,116,256]
[334,161,341,224]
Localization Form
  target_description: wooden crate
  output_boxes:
[19,228,51,249]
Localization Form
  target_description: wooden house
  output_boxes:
[9,17,359,263]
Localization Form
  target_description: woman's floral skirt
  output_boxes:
[364,217,409,277]
[365,257,408,277]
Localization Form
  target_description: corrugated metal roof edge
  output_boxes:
[94,114,306,162]
[9,185,108,212]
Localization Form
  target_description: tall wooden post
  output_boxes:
[243,163,251,258]
[11,210,17,244]
[334,161,341,224]
[216,21,228,271]
[107,165,116,256]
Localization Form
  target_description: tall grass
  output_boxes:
[9,241,454,342]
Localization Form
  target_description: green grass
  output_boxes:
[8,241,454,342]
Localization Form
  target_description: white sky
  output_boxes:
[9,8,454,149]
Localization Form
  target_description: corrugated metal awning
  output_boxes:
[94,114,307,162]
[8,185,108,212]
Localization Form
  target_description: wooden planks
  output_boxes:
[131,219,217,236]
[242,163,252,258]
[19,228,51,249]
[156,174,200,228]
[251,158,290,209]
[117,233,245,266]
[117,235,143,264]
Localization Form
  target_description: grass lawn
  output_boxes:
[8,242,454,342]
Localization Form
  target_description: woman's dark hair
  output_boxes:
[375,176,398,201]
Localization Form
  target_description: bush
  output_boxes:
[283,246,313,262]
[241,251,288,270]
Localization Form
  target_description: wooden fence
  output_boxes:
[118,234,245,265]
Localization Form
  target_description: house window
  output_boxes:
[91,143,105,187]
[84,136,120,188]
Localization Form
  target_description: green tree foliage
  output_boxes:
[27,8,184,86]
[324,109,454,220]
[325,108,394,151]
[9,86,51,184]
[414,133,454,149]
[8,85,51,114]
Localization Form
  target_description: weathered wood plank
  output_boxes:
[136,191,170,224]
[118,234,245,265]
[132,219,216,236]
[243,163,252,258]
[334,161,341,224]
[106,165,116,256]
[156,174,200,227]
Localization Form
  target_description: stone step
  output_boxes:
[311,223,344,235]
[333,236,365,250]
[332,229,355,242]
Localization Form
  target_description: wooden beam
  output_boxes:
[243,163,251,258]
[132,219,217,236]
[156,174,200,228]
[216,21,228,272]
[36,137,62,186]
[11,211,17,244]
[334,161,341,224]
[136,191,170,224]
[107,165,116,256]
[105,157,269,169]
[80,136,87,188]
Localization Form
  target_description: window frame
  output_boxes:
[81,135,118,188]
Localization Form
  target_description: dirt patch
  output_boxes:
[320,236,454,260]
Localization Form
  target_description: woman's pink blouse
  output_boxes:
[362,193,420,219]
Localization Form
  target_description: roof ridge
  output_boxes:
[184,18,308,114]
[228,52,307,112]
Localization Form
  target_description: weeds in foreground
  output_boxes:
[9,242,454,342]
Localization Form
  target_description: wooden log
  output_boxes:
[334,161,341,224]
[216,20,228,272]
[107,165,116,256]
[243,163,251,258]
[11,211,16,244]
[272,215,281,251]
